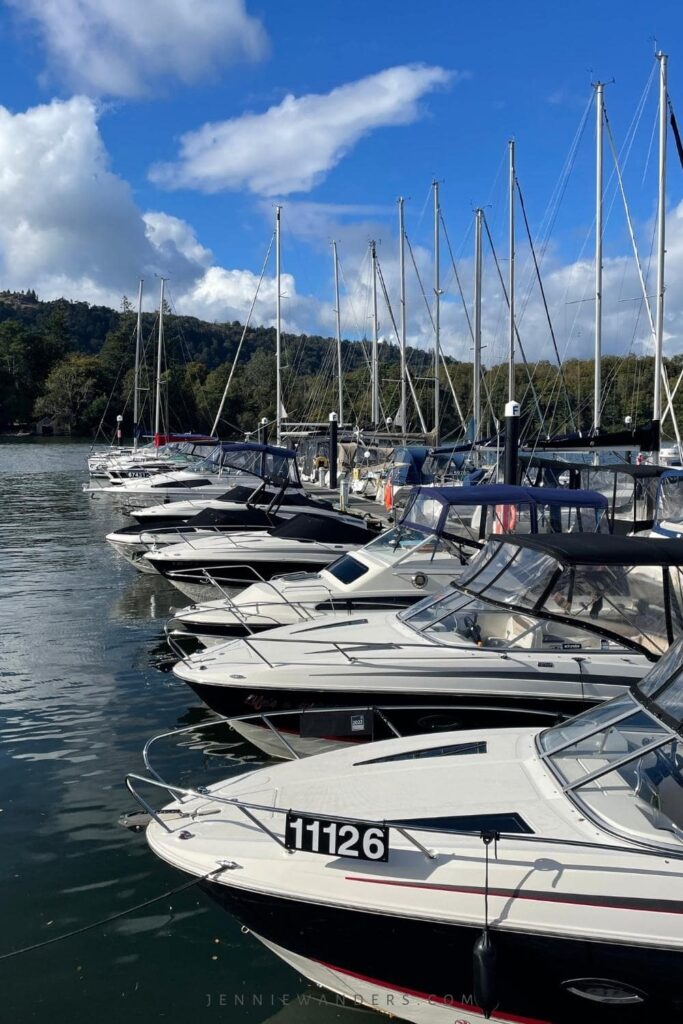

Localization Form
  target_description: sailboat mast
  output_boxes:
[473,209,483,443]
[154,277,165,439]
[398,197,407,438]
[508,140,516,403]
[133,278,143,450]
[653,51,668,459]
[332,240,343,425]
[275,205,282,446]
[370,240,380,427]
[433,180,441,445]
[593,82,605,433]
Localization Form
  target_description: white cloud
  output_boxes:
[0,94,681,384]
[150,64,455,196]
[180,265,316,333]
[6,0,267,97]
[0,96,220,306]
[143,212,212,269]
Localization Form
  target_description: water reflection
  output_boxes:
[0,442,309,1024]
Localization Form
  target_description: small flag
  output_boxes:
[669,97,683,170]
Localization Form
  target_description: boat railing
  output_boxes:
[124,707,683,863]
[165,566,335,624]
[137,702,559,772]
[163,565,337,626]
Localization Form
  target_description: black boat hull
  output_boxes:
[200,880,681,1024]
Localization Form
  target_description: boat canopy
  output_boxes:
[421,444,476,484]
[193,442,302,487]
[400,485,609,541]
[401,533,683,657]
[269,513,375,545]
[537,635,683,851]
[520,455,669,532]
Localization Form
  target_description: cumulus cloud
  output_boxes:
[0,95,318,330]
[0,94,681,374]
[6,0,268,97]
[0,96,207,304]
[150,64,455,196]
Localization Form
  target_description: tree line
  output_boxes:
[0,290,680,441]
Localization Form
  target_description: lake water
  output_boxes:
[0,442,372,1024]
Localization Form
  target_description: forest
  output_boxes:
[1,289,681,443]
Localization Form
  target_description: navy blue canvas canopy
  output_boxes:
[405,484,607,510]
[401,484,608,541]
[218,441,297,458]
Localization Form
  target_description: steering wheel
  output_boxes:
[462,613,482,645]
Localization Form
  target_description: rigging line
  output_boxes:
[405,232,435,331]
[393,238,464,430]
[375,256,427,432]
[481,212,546,432]
[439,211,475,342]
[603,108,681,447]
[211,233,274,436]
[557,72,651,358]
[91,336,133,444]
[515,176,576,430]
[642,103,659,186]
[518,92,593,325]
[0,866,228,962]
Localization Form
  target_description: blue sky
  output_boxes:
[0,0,681,366]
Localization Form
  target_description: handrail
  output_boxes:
[124,771,683,863]
[139,702,568,780]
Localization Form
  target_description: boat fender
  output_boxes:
[472,930,497,1020]
[473,829,500,1019]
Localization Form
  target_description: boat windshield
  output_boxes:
[189,447,300,483]
[537,638,683,850]
[400,588,624,652]
[449,539,680,656]
[364,524,471,567]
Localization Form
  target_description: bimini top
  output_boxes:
[193,441,302,488]
[409,484,607,508]
[400,485,609,542]
[491,532,683,566]
[520,454,668,479]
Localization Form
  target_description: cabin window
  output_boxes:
[326,554,370,585]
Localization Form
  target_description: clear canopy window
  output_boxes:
[655,473,683,527]
[402,538,681,656]
[538,640,683,850]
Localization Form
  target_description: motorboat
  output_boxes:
[144,512,383,602]
[105,480,353,572]
[87,435,217,479]
[166,484,609,648]
[130,634,683,1024]
[171,534,683,745]
[84,441,302,506]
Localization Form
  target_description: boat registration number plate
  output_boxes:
[285,812,389,862]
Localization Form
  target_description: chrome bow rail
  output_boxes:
[124,703,683,864]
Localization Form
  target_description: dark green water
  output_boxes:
[0,442,373,1024]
